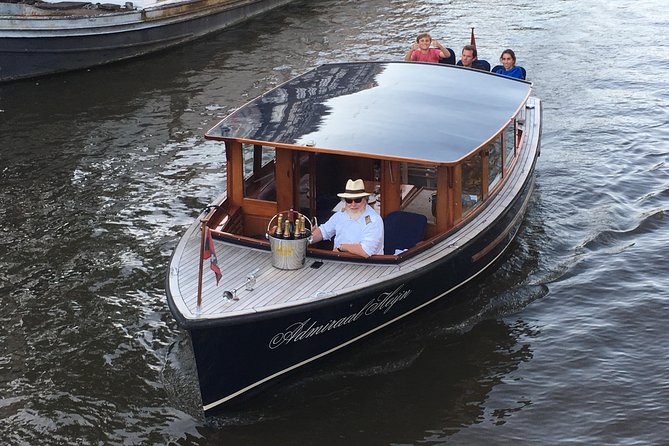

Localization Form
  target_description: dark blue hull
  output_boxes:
[178,173,536,415]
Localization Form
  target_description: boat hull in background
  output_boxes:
[0,0,294,82]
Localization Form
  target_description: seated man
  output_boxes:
[309,179,384,258]
[457,45,490,71]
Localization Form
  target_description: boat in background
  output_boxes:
[166,61,542,415]
[0,0,294,82]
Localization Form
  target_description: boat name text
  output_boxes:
[269,284,412,349]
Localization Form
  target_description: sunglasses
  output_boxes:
[344,197,364,204]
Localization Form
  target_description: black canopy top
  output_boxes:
[205,62,532,165]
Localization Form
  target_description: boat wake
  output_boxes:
[160,335,204,420]
[579,208,666,254]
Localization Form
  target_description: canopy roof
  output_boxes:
[205,61,532,164]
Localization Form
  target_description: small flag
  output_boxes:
[203,228,222,285]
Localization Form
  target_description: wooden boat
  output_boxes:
[166,61,542,415]
[0,0,294,82]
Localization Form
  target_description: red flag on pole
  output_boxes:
[203,227,222,285]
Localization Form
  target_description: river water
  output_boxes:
[1,0,668,444]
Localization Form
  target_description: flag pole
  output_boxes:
[196,218,209,308]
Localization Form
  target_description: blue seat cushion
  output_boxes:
[383,211,428,255]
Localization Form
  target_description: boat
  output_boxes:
[166,60,542,415]
[0,0,294,82]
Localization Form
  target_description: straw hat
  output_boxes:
[337,179,371,199]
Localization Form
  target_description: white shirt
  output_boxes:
[318,205,384,256]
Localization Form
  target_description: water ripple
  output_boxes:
[2,0,669,444]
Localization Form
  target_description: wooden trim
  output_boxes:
[242,198,278,217]
[381,160,401,217]
[275,148,294,211]
[227,141,244,207]
[451,164,463,224]
[481,149,489,199]
[436,165,450,231]
[503,133,520,179]
[218,205,243,234]
[501,124,507,173]
[516,122,526,155]
[213,230,270,248]
[210,137,478,167]
[309,152,317,214]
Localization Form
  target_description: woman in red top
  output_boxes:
[405,33,452,63]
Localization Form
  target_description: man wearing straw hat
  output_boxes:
[309,179,384,258]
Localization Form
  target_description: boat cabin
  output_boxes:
[203,62,533,261]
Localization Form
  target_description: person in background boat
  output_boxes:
[457,45,477,68]
[491,49,526,79]
[405,33,453,63]
[309,179,384,258]
[457,45,490,71]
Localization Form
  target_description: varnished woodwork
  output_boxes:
[381,160,401,217]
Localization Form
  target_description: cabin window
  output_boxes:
[296,152,314,216]
[487,135,503,190]
[400,163,437,224]
[461,153,482,215]
[242,144,276,201]
[402,163,437,189]
[311,153,374,221]
[504,122,516,168]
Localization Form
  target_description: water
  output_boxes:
[1,0,668,444]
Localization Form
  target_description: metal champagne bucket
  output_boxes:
[266,211,312,270]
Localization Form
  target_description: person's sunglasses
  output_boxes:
[344,197,364,204]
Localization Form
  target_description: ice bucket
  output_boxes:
[267,235,309,270]
[266,210,313,270]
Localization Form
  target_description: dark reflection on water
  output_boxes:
[205,318,536,444]
[1,0,669,444]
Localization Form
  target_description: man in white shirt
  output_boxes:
[309,179,384,257]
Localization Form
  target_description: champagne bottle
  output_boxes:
[289,209,296,237]
[295,217,302,238]
[283,219,291,239]
[276,214,283,237]
[300,216,307,237]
